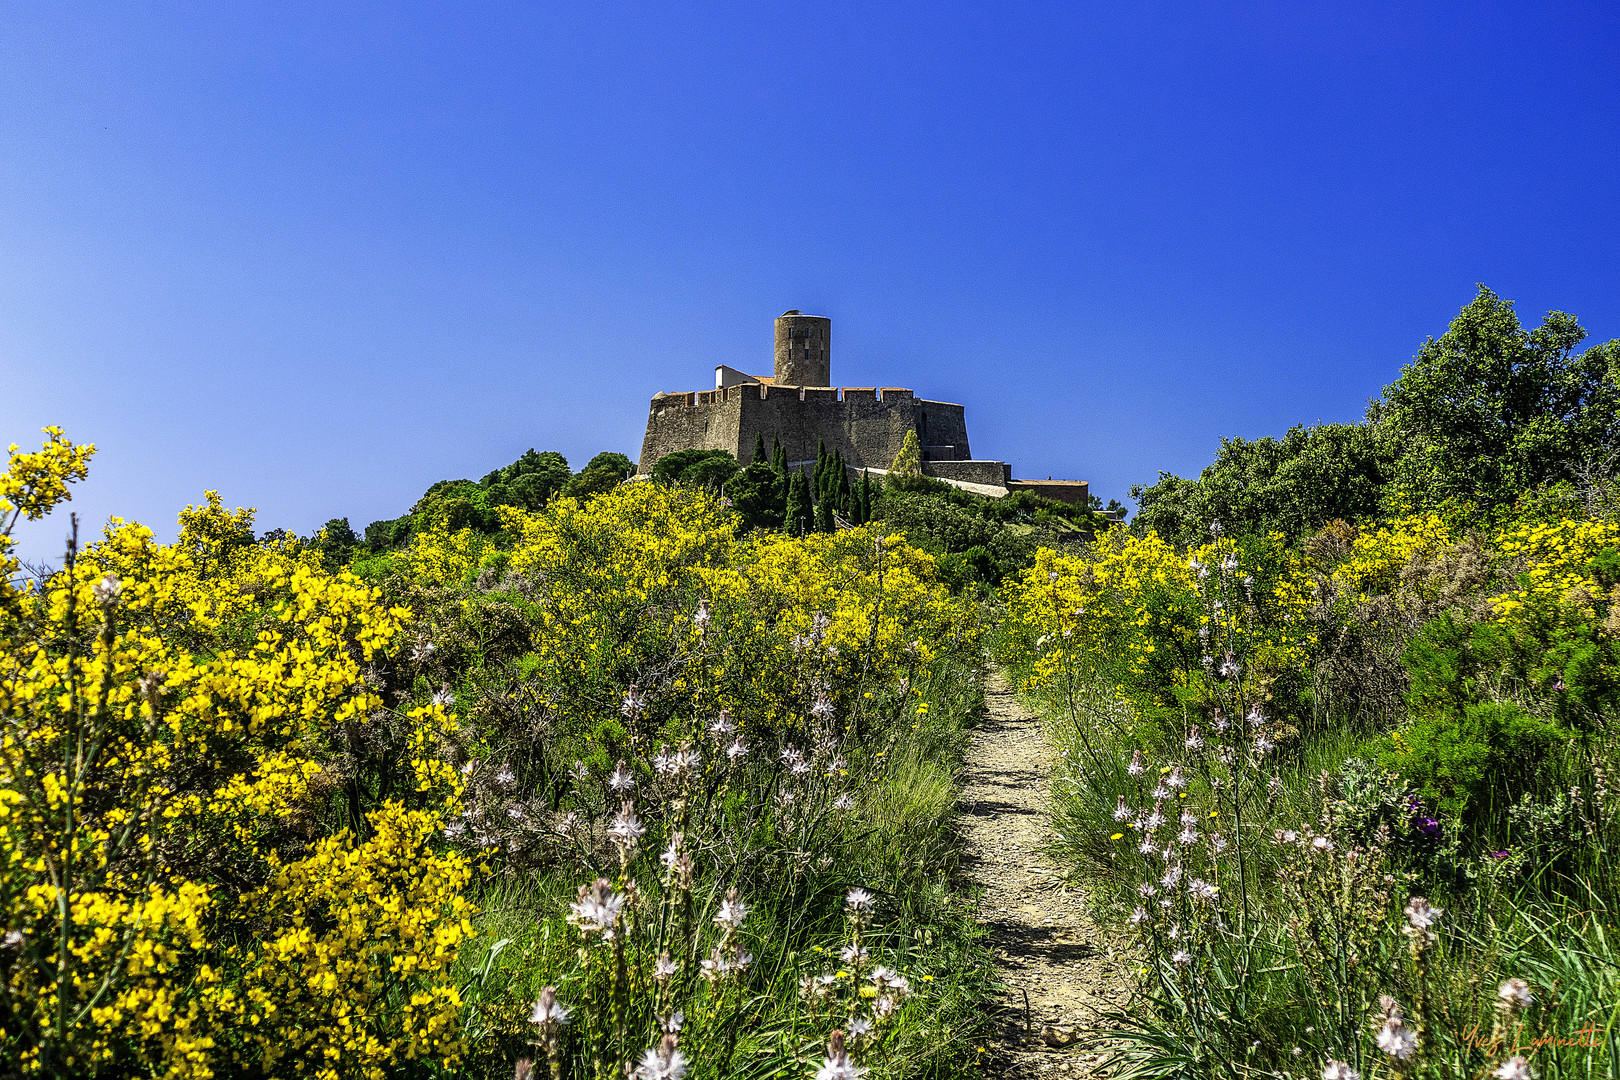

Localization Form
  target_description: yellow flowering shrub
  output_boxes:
[1333,513,1454,598]
[0,433,473,1078]
[1002,529,1194,692]
[386,482,973,754]
[1490,517,1620,623]
[1002,526,1317,730]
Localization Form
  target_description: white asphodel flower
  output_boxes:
[1492,1055,1534,1080]
[714,888,749,929]
[528,986,571,1026]
[608,760,636,792]
[620,683,645,718]
[1376,1017,1417,1060]
[608,802,646,848]
[567,879,626,937]
[1320,1061,1359,1080]
[1403,896,1443,936]
[845,888,875,911]
[816,1051,866,1080]
[634,1038,689,1080]
[1497,978,1532,1012]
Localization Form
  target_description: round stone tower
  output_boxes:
[774,310,831,386]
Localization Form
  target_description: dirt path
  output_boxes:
[959,670,1128,1078]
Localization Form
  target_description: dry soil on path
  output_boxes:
[959,670,1130,1078]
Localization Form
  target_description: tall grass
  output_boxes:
[444,652,996,1079]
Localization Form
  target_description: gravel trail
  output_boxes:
[959,670,1129,1078]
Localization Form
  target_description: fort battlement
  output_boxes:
[637,311,1084,501]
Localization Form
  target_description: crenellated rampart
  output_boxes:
[638,385,968,475]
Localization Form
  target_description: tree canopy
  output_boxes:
[1131,286,1620,547]
[1375,285,1620,510]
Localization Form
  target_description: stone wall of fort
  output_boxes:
[637,384,970,474]
[638,389,744,470]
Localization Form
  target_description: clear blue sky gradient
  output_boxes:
[4,2,1618,561]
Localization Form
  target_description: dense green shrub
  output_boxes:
[1131,422,1398,548]
[649,447,739,488]
[1375,701,1563,821]
[358,447,634,552]
[724,460,787,532]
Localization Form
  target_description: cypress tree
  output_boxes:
[752,432,767,464]
[858,470,873,524]
[815,489,835,533]
[772,437,786,475]
[783,472,810,535]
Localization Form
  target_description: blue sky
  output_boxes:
[4,2,1618,561]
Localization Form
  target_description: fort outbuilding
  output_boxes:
[637,311,1089,503]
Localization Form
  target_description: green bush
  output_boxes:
[1375,701,1563,821]
[649,448,738,488]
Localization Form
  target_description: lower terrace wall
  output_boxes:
[1005,479,1089,505]
[922,460,1012,487]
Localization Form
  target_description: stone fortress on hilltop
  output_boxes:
[637,311,1088,503]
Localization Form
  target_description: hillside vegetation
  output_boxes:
[6,285,1617,1080]
[0,441,995,1079]
[1002,287,1620,1080]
